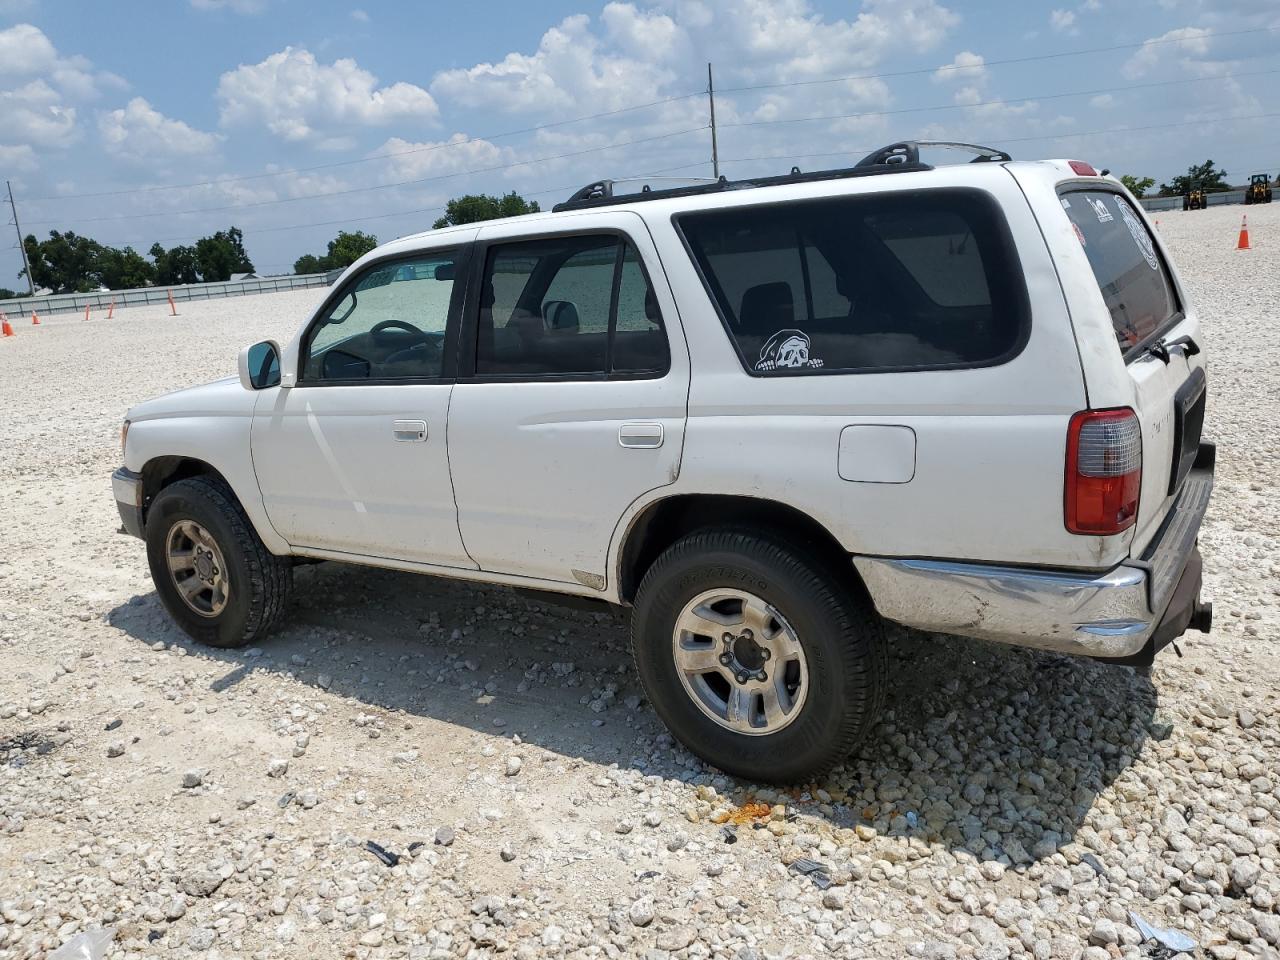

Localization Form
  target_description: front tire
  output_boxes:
[631,530,886,783]
[145,477,291,648]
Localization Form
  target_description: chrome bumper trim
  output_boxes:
[112,467,145,539]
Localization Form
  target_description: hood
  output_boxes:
[127,374,255,422]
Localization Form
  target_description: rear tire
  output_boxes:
[145,477,291,648]
[631,529,886,783]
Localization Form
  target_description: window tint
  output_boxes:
[476,235,669,377]
[678,189,1027,375]
[305,253,457,381]
[1061,190,1178,353]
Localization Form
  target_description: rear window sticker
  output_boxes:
[1116,198,1160,271]
[1072,222,1087,247]
[1060,197,1072,209]
[757,329,825,371]
[1089,197,1113,223]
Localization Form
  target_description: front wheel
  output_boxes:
[145,477,291,648]
[631,530,886,783]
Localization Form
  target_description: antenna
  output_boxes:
[707,63,720,180]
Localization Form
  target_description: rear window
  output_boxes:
[676,188,1028,375]
[1060,189,1178,354]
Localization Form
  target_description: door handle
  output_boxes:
[392,419,428,442]
[619,422,664,449]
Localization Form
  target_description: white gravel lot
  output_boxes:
[1,203,1277,960]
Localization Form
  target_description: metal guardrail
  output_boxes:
[0,272,332,319]
[1138,190,1247,212]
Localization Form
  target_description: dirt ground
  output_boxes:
[1,203,1277,960]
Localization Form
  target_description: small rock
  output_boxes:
[629,898,655,927]
[267,758,288,778]
[500,843,517,862]
[435,826,456,847]
[181,769,203,789]
[106,741,125,758]
[505,756,522,777]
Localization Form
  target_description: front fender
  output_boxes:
[124,411,290,556]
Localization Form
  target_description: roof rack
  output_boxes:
[551,140,1011,212]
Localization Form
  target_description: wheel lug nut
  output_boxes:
[760,649,771,661]
[722,633,733,645]
[719,653,732,665]
[757,670,768,682]
[736,672,749,685]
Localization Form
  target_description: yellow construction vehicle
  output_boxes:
[1183,180,1208,211]
[1244,174,1273,205]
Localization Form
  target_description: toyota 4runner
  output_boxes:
[113,141,1214,783]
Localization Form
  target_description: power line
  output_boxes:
[713,24,1280,96]
[22,126,708,227]
[20,23,1278,205]
[720,67,1280,130]
[26,94,706,203]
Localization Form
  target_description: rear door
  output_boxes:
[1057,186,1206,554]
[446,211,689,587]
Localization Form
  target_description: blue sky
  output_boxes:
[1,0,1276,285]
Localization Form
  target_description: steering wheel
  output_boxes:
[370,318,429,345]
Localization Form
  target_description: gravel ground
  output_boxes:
[1,203,1277,960]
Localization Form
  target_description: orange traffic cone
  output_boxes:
[2,313,13,337]
[107,299,115,319]
[31,310,39,325]
[167,289,178,316]
[84,303,91,321]
[1237,215,1250,250]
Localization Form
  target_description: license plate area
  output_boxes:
[1169,366,1206,495]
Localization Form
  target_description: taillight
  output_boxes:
[1065,408,1141,535]
[1068,160,1098,176]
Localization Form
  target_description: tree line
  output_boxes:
[1,192,540,298]
[1120,160,1276,199]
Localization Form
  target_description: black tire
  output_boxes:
[631,529,886,783]
[1244,194,1253,206]
[145,476,291,648]
[1182,199,1190,211]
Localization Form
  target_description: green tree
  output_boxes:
[22,231,104,294]
[194,226,254,282]
[0,288,17,299]
[432,192,540,230]
[1119,175,1155,199]
[1159,160,1229,197]
[97,246,157,290]
[293,253,323,275]
[322,230,378,269]
[150,243,200,286]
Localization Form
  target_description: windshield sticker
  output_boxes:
[1089,197,1114,223]
[1116,198,1160,271]
[1072,222,1087,247]
[757,329,824,371]
[1060,197,1072,209]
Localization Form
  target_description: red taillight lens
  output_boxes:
[1065,409,1142,535]
[1068,160,1098,176]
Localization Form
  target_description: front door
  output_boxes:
[447,215,689,586]
[251,247,474,568]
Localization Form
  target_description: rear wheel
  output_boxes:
[145,477,291,648]
[631,529,886,783]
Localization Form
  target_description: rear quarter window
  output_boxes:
[675,188,1029,376]
[1060,189,1179,355]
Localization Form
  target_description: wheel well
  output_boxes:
[140,457,231,518]
[617,495,857,604]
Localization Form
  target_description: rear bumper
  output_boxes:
[853,444,1215,661]
[113,467,145,539]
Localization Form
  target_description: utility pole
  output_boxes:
[7,180,34,296]
[707,62,720,180]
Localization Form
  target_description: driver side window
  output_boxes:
[304,251,458,381]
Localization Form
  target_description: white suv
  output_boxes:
[112,142,1214,782]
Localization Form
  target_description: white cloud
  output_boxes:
[1049,9,1077,31]
[933,50,985,84]
[1089,93,1115,108]
[98,97,222,161]
[0,143,37,171]
[217,48,439,142]
[190,0,267,12]
[0,80,77,147]
[0,23,117,100]
[351,8,369,21]
[1122,26,1211,79]
[372,134,509,183]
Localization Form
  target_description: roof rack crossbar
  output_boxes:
[550,139,1013,212]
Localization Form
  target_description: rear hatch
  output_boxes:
[1058,186,1207,555]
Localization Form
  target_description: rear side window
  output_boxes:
[676,189,1028,375]
[1061,189,1178,353]
[476,235,669,378]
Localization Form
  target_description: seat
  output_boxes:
[738,282,794,335]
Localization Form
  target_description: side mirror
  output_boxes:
[238,340,282,390]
